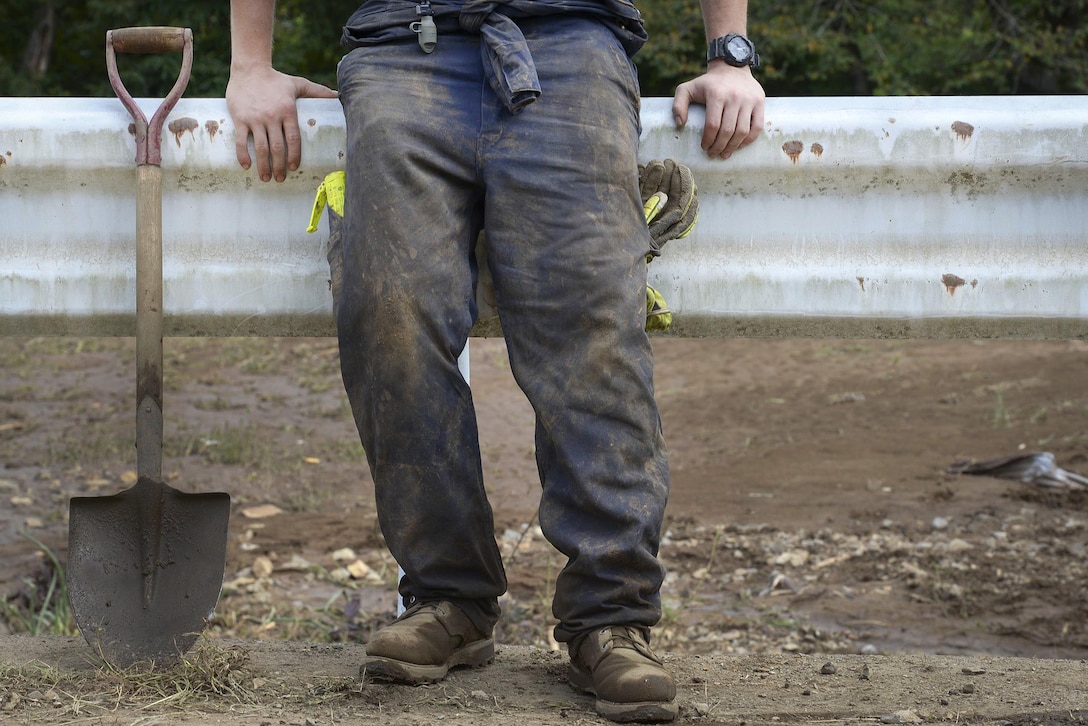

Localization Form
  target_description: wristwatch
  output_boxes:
[707,33,760,68]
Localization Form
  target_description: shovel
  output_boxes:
[67,27,231,667]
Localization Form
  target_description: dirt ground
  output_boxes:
[2,336,1087,724]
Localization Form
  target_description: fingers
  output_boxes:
[296,77,339,100]
[234,121,253,171]
[226,71,338,183]
[703,97,757,160]
[671,83,693,129]
[246,117,289,183]
[674,68,765,161]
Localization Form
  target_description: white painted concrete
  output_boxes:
[2,96,1086,338]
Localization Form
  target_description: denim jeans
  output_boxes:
[336,13,669,642]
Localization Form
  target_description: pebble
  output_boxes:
[252,556,274,578]
[881,709,921,724]
[331,547,356,563]
[820,661,837,675]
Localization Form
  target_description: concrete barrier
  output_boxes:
[2,96,1086,338]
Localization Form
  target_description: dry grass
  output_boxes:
[0,640,356,721]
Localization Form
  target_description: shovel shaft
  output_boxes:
[136,164,164,481]
[105,26,191,478]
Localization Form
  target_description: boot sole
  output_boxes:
[568,667,678,723]
[360,639,495,685]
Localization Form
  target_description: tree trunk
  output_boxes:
[23,2,56,79]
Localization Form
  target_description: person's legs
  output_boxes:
[480,17,674,720]
[478,19,674,720]
[336,37,506,640]
[482,13,670,645]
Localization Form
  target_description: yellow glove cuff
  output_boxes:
[306,171,346,233]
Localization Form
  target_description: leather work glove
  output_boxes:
[639,158,698,260]
[639,161,698,334]
[645,285,672,332]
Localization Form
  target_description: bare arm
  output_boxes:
[672,0,766,160]
[226,0,338,182]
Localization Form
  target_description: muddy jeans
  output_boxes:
[335,14,669,643]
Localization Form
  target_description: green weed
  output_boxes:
[0,532,77,637]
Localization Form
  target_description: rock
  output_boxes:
[346,560,371,579]
[331,547,356,563]
[774,549,810,567]
[253,556,274,578]
[820,661,837,675]
[881,709,921,724]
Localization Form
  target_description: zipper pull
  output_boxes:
[411,2,437,54]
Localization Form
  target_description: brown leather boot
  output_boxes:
[568,625,677,723]
[360,601,494,684]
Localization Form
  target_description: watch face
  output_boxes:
[726,36,750,61]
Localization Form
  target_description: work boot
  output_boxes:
[568,625,677,723]
[360,601,494,684]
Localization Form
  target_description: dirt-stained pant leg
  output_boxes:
[336,15,669,641]
[479,16,670,642]
[335,36,505,634]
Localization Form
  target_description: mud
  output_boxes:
[1,337,1087,723]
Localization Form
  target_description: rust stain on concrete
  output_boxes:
[782,140,804,163]
[307,118,317,127]
[810,142,824,159]
[205,119,220,140]
[941,273,967,296]
[168,117,199,147]
[952,121,974,141]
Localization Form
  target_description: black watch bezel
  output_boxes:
[707,33,760,68]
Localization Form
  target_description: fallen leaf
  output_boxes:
[241,504,284,519]
[303,457,321,465]
[275,554,313,572]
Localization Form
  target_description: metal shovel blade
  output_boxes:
[67,477,230,666]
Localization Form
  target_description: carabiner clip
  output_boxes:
[410,2,437,54]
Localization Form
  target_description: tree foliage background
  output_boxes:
[2,0,1086,97]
